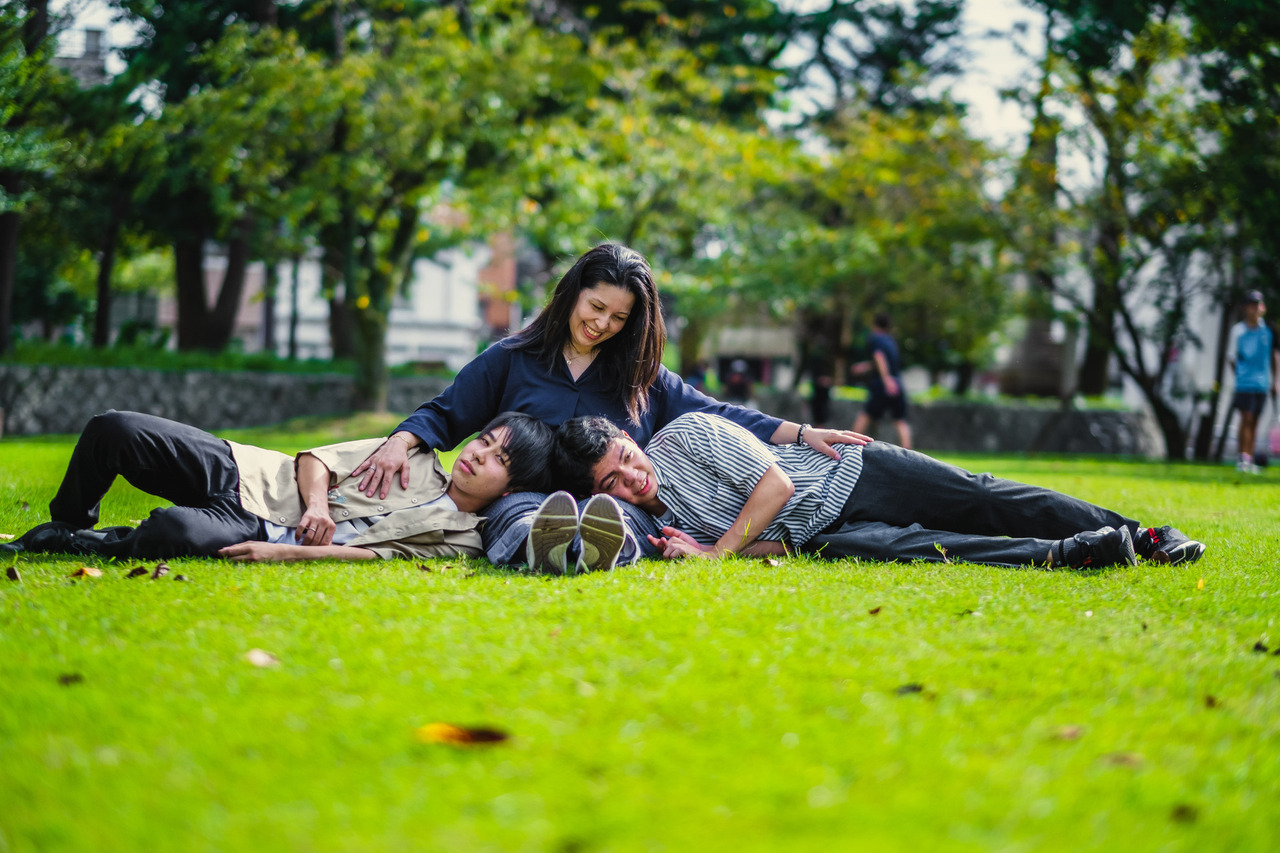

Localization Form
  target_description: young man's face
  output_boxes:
[449,426,514,506]
[589,434,662,513]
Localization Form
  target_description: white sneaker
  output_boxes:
[526,491,579,575]
[576,494,626,574]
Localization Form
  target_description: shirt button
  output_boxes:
[342,510,350,517]
[376,506,384,512]
[278,516,286,523]
[411,498,419,504]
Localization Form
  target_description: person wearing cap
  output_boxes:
[1228,290,1278,474]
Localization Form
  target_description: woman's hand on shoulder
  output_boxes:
[804,427,872,459]
[351,435,413,500]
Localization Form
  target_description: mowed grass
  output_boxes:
[2,419,1279,852]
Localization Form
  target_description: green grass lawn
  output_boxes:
[2,420,1278,852]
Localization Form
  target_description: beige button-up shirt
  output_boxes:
[227,438,484,560]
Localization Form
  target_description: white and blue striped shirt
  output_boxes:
[644,412,864,548]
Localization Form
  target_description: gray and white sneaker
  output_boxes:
[526,491,579,575]
[576,494,626,574]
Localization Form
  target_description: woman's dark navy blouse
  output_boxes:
[396,341,782,451]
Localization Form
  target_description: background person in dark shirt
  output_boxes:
[851,312,912,449]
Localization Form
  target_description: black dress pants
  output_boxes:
[49,410,265,559]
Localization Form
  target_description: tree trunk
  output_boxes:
[207,232,249,347]
[173,236,208,351]
[261,257,277,352]
[350,304,389,412]
[92,213,121,347]
[0,208,18,354]
[288,255,300,359]
[1194,303,1234,460]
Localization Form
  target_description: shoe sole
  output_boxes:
[1153,540,1206,565]
[577,495,625,574]
[1117,525,1137,566]
[526,492,578,575]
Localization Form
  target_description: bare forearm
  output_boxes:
[714,465,793,557]
[219,541,378,562]
[296,453,333,508]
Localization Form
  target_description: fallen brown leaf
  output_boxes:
[5,566,20,582]
[151,563,170,579]
[245,649,280,668]
[0,533,14,540]
[1102,751,1144,767]
[418,564,432,572]
[68,566,103,578]
[1253,641,1270,654]
[764,558,781,567]
[415,722,509,746]
[1170,803,1199,823]
[1051,725,1085,741]
[57,673,84,686]
[1204,695,1220,708]
[895,683,924,696]
[126,567,148,578]
[868,606,882,615]
[173,574,189,582]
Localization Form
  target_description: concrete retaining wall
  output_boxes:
[0,365,449,436]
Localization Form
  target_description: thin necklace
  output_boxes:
[564,346,596,366]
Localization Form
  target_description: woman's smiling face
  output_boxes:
[567,283,635,352]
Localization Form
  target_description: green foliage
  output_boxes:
[1,431,1278,850]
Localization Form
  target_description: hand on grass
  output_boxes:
[647,527,716,559]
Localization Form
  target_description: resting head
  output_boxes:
[448,412,553,512]
[513,243,666,423]
[554,416,663,514]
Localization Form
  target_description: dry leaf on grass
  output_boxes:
[0,533,14,540]
[1051,725,1085,741]
[415,722,509,746]
[245,649,280,668]
[895,683,924,696]
[1102,751,1144,767]
[6,566,20,582]
[67,566,103,578]
[1170,803,1199,823]
[58,673,84,686]
[868,606,882,615]
[126,567,148,578]
[1197,578,1205,589]
[1253,641,1270,654]
[1204,695,1220,708]
[151,563,170,579]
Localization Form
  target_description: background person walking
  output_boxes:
[851,312,912,449]
[1229,290,1279,473]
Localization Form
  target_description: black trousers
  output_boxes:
[802,442,1137,567]
[49,410,265,559]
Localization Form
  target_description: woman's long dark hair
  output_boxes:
[506,243,666,424]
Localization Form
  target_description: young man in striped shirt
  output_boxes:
[551,412,1206,569]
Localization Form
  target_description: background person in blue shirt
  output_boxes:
[350,243,870,569]
[1228,290,1279,473]
[851,312,912,449]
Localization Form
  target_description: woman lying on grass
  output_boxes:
[1,409,551,562]
[549,412,1207,570]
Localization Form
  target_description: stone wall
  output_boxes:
[0,365,449,436]
[0,365,1165,457]
[755,391,1166,458]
